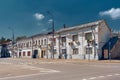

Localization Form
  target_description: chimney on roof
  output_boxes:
[63,24,66,28]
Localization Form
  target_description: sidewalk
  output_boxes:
[11,58,120,64]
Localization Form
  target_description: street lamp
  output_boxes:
[8,27,15,58]
[47,11,55,59]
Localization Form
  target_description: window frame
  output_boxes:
[72,35,78,41]
[27,51,31,56]
[85,47,93,54]
[73,48,79,55]
[85,32,92,41]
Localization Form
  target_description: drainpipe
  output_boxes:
[91,26,97,59]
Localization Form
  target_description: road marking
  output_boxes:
[89,77,96,79]
[0,66,60,80]
[82,73,120,80]
[115,73,120,76]
[0,63,60,80]
[88,73,120,80]
[0,73,48,80]
[107,75,112,77]
[98,76,105,78]
[90,65,119,68]
[7,74,11,76]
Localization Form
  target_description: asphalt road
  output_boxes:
[0,58,120,80]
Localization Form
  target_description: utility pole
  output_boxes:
[58,33,61,59]
[109,41,111,60]
[47,11,55,59]
[31,37,34,58]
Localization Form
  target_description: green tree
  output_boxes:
[16,36,26,41]
[6,39,12,42]
[0,36,6,42]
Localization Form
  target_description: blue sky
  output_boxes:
[0,0,120,39]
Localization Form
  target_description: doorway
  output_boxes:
[41,50,45,58]
[32,50,38,58]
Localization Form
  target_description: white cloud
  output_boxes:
[37,23,43,26]
[99,8,120,19]
[48,19,53,23]
[34,13,45,20]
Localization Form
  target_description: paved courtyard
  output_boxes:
[0,58,120,80]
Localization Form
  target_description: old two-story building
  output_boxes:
[16,20,111,60]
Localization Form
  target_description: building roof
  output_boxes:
[56,20,105,33]
[28,31,54,38]
[102,36,118,50]
[29,33,47,38]
[17,19,110,41]
[17,31,53,41]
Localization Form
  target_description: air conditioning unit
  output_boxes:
[69,42,73,45]
[39,45,41,48]
[87,39,93,43]
[75,40,80,44]
[48,44,51,46]
[48,45,52,50]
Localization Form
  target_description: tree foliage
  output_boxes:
[0,37,6,42]
[0,36,11,44]
[16,36,26,41]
